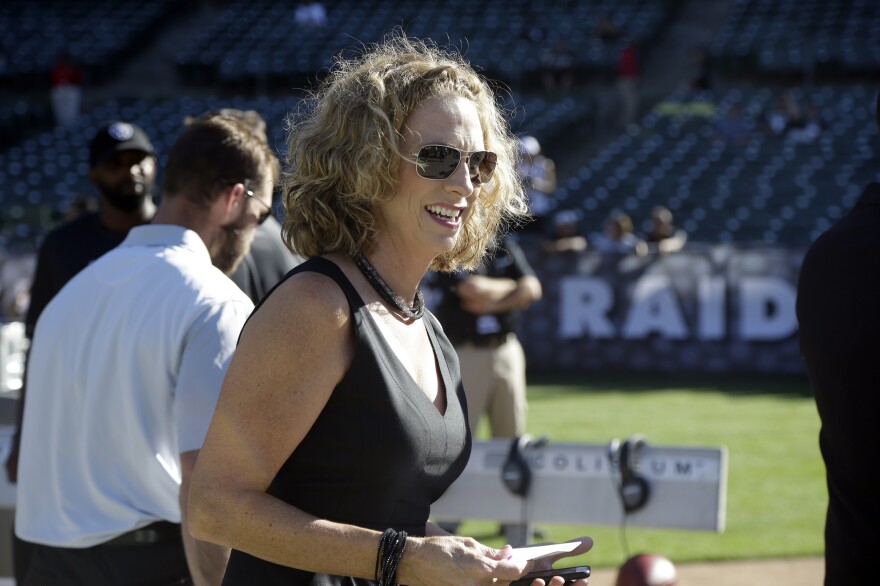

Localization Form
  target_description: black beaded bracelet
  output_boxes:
[376,528,408,586]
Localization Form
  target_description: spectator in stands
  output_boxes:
[761,94,792,136]
[187,35,590,585]
[542,209,588,253]
[517,134,557,236]
[760,91,803,136]
[591,211,647,255]
[795,89,880,586]
[15,116,276,585]
[185,108,304,303]
[789,104,823,144]
[713,104,752,146]
[689,48,713,92]
[594,12,623,43]
[645,205,687,253]
[294,0,326,29]
[0,254,34,320]
[49,51,83,127]
[617,40,640,127]
[540,38,576,92]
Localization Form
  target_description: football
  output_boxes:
[615,553,678,586]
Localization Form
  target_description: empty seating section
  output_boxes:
[0,91,590,251]
[175,0,675,89]
[1,1,876,253]
[0,0,176,89]
[557,85,878,246]
[711,0,880,77]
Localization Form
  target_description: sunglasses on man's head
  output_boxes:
[410,145,498,184]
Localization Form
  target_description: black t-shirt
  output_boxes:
[25,212,131,338]
[796,182,880,584]
[432,238,536,344]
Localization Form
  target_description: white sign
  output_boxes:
[431,439,727,532]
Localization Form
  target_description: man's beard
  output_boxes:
[212,224,254,275]
[100,177,152,213]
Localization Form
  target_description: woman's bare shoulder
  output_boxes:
[240,264,354,350]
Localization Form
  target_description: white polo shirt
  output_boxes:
[16,225,254,548]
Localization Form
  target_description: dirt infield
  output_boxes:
[586,556,823,586]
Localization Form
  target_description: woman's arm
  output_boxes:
[188,270,380,575]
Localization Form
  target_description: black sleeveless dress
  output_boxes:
[222,257,472,585]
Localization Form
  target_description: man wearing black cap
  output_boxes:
[24,120,158,343]
[4,121,157,583]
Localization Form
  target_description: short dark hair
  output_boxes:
[163,117,278,206]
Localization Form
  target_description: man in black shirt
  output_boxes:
[24,121,158,341]
[796,91,880,585]
[434,237,542,439]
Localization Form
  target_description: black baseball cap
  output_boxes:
[88,121,155,168]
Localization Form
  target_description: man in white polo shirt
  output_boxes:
[15,116,278,585]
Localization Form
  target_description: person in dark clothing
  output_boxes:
[4,121,157,585]
[187,35,591,586]
[431,236,542,545]
[795,90,880,586]
[23,121,158,342]
[433,237,542,440]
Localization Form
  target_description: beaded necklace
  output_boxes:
[353,252,425,320]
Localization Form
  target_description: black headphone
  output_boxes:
[502,435,534,497]
[610,434,651,514]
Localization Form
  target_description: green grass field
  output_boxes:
[457,370,826,570]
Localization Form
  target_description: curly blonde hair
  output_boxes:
[281,34,528,271]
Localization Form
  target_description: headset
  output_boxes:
[502,434,534,497]
[609,434,651,514]
[501,434,549,497]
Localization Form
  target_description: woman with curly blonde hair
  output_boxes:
[189,34,591,586]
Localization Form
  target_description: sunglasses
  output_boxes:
[410,145,498,184]
[244,186,273,225]
[222,179,273,225]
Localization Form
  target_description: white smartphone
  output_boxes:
[510,542,580,561]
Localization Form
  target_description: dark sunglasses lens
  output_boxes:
[470,151,497,183]
[417,145,461,179]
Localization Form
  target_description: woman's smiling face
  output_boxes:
[376,95,485,259]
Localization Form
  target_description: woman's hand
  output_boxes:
[514,536,593,586]
[397,535,532,586]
